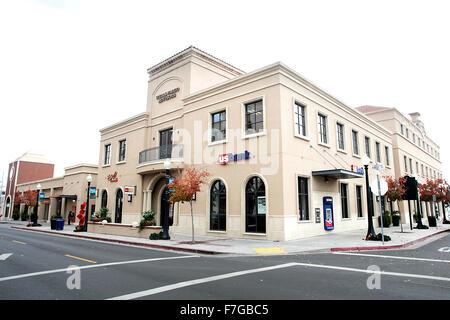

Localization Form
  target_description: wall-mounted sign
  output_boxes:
[107,172,118,183]
[124,186,136,195]
[39,193,45,203]
[218,151,250,165]
[89,187,97,199]
[351,165,364,174]
[156,87,180,103]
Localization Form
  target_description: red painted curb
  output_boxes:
[331,229,450,252]
[10,226,219,255]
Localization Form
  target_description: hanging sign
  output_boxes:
[39,193,45,203]
[89,187,97,199]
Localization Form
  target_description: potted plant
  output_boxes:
[20,211,29,221]
[378,211,392,228]
[391,211,401,226]
[138,210,156,232]
[92,207,111,223]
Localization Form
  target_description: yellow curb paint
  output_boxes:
[253,248,286,254]
[65,254,97,264]
[12,240,27,245]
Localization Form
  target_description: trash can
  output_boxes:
[50,218,57,230]
[55,218,65,231]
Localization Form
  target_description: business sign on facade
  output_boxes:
[39,193,45,203]
[351,165,364,174]
[156,87,180,103]
[218,151,250,165]
[124,186,136,195]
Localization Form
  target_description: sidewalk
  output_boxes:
[6,220,450,255]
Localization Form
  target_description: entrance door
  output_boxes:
[44,204,49,220]
[159,128,173,159]
[115,189,123,223]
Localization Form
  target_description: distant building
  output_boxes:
[2,153,54,219]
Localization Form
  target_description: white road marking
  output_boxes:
[0,253,13,261]
[333,252,450,263]
[107,261,450,300]
[0,255,198,282]
[438,247,450,253]
[107,263,299,300]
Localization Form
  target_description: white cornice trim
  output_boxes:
[100,112,148,134]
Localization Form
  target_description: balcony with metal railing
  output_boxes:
[137,144,184,174]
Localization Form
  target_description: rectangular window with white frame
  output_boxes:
[341,183,349,219]
[118,139,126,162]
[365,136,371,159]
[385,146,390,166]
[352,130,359,155]
[298,177,309,221]
[375,142,381,163]
[336,122,345,151]
[104,144,111,165]
[294,102,307,137]
[211,110,226,142]
[244,99,264,136]
[317,113,328,144]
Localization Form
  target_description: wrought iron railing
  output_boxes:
[138,144,183,164]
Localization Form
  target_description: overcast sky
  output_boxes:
[0,0,449,183]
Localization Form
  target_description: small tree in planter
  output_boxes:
[419,178,444,226]
[138,210,156,232]
[168,167,209,244]
[438,180,449,224]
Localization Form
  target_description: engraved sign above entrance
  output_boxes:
[156,87,180,103]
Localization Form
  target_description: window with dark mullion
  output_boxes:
[298,177,309,221]
[211,111,226,142]
[337,123,345,150]
[118,140,126,162]
[356,186,363,218]
[341,183,349,219]
[104,144,111,165]
[318,114,327,144]
[294,102,306,136]
[245,100,264,135]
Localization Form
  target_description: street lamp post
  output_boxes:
[83,174,92,232]
[160,160,171,240]
[362,155,376,239]
[32,183,41,226]
[413,175,427,229]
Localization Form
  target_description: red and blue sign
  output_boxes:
[218,151,250,165]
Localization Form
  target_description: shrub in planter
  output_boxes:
[378,214,391,227]
[138,210,156,232]
[92,207,111,223]
[392,214,401,226]
[20,212,29,221]
[12,211,20,221]
[149,231,163,240]
[427,216,437,227]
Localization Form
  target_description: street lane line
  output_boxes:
[253,248,286,254]
[65,254,97,264]
[0,255,198,283]
[107,263,299,300]
[108,261,450,300]
[12,240,27,245]
[333,252,450,263]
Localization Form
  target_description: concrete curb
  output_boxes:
[10,226,220,255]
[330,229,450,252]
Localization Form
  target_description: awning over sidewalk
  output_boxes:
[312,169,364,180]
[48,195,78,200]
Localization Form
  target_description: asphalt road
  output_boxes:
[1,224,449,302]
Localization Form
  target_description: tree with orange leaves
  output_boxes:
[418,178,445,218]
[168,167,209,243]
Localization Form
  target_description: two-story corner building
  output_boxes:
[94,46,396,241]
[357,106,443,220]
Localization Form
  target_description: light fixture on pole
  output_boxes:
[83,174,92,232]
[32,183,42,226]
[362,154,376,239]
[160,160,171,240]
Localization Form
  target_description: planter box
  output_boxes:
[427,216,437,227]
[87,222,162,239]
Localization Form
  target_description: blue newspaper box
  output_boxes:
[323,196,334,231]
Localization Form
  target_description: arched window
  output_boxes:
[210,180,226,231]
[245,176,266,233]
[101,190,108,209]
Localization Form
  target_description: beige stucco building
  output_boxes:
[15,164,98,223]
[94,46,400,241]
[357,106,443,221]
